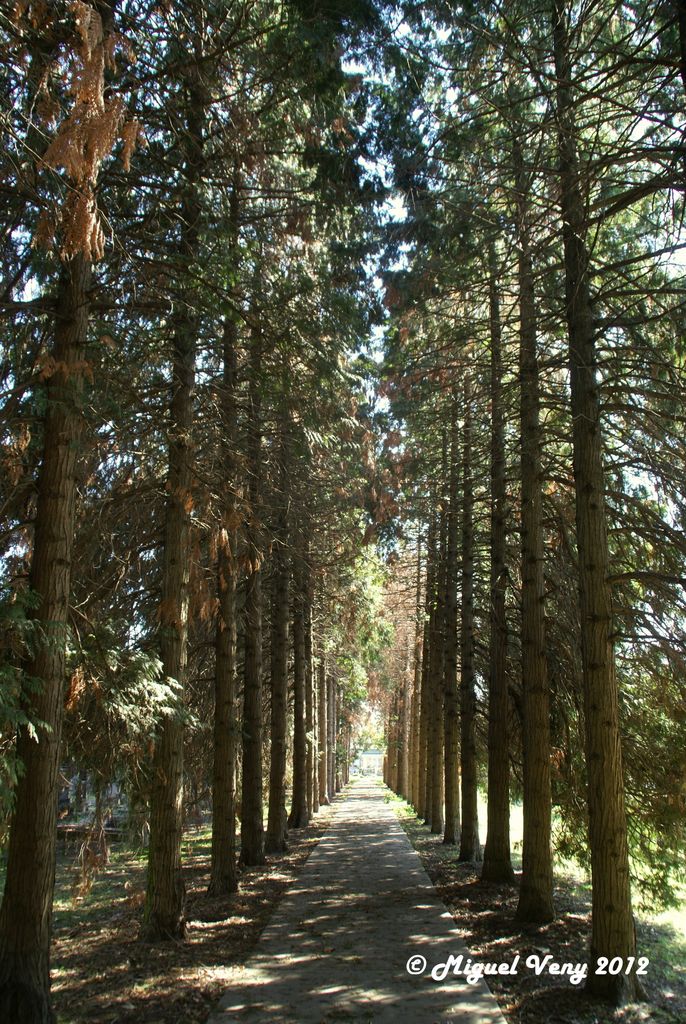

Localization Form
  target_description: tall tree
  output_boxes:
[240,318,266,866]
[143,39,207,939]
[0,256,92,1021]
[0,2,130,1013]
[289,535,310,829]
[552,0,640,1000]
[513,133,555,923]
[482,258,514,883]
[265,412,291,854]
[443,401,461,845]
[459,386,481,862]
[208,309,240,895]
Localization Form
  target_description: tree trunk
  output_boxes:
[265,425,290,853]
[389,691,399,791]
[417,518,436,821]
[327,673,336,801]
[513,135,555,923]
[312,672,319,814]
[409,536,423,809]
[289,547,310,828]
[317,653,328,806]
[304,559,314,817]
[143,59,205,940]
[344,722,351,784]
[240,323,265,866]
[553,0,640,1000]
[429,495,447,835]
[144,307,195,938]
[482,261,514,884]
[209,312,239,895]
[443,399,461,845]
[397,633,411,798]
[459,389,481,862]
[0,255,90,1023]
[331,675,340,793]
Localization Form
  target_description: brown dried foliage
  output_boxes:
[29,1,141,261]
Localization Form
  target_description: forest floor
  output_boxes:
[393,794,686,1024]
[47,801,336,1024]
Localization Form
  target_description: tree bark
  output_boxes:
[513,135,555,923]
[240,322,265,866]
[329,673,339,795]
[327,673,336,801]
[343,721,351,785]
[143,56,205,940]
[482,261,515,883]
[144,305,195,937]
[409,536,423,809]
[0,255,90,1023]
[289,545,310,828]
[265,421,290,854]
[553,0,640,1000]
[208,311,239,895]
[312,662,319,814]
[459,389,481,862]
[317,653,328,806]
[417,518,436,821]
[397,633,411,798]
[429,491,447,835]
[443,399,461,845]
[304,558,314,817]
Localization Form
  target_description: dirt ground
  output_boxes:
[51,803,335,1024]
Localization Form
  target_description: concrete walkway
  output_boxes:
[208,778,506,1023]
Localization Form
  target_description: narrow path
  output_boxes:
[208,778,505,1023]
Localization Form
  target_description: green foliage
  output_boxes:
[63,622,181,793]
[0,587,49,840]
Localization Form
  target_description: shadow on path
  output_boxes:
[207,778,505,1023]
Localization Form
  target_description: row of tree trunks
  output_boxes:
[383,10,641,1001]
[387,386,482,867]
[212,496,340,873]
[387,384,480,865]
[385,284,551,894]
